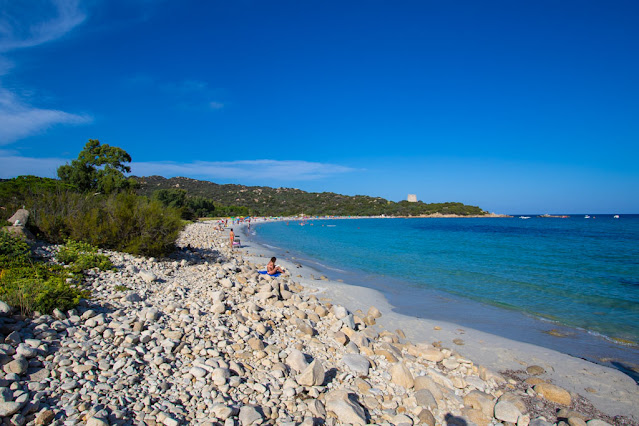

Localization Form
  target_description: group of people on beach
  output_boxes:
[229,227,284,275]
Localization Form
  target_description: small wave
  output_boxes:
[312,261,347,273]
[263,244,280,250]
[584,329,638,347]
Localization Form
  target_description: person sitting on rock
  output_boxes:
[267,257,284,275]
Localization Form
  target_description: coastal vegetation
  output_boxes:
[0,232,93,315]
[136,176,486,217]
[152,188,250,219]
[1,140,183,258]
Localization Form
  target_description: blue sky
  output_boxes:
[1,0,638,213]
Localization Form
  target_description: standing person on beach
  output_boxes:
[229,228,235,250]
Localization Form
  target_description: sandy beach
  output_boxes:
[237,218,639,421]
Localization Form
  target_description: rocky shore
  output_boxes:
[0,222,635,425]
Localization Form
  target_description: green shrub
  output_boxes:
[0,262,88,315]
[56,240,113,274]
[5,188,183,257]
[0,231,31,267]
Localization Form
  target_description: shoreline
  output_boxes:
[247,219,639,379]
[235,218,639,420]
[4,219,635,424]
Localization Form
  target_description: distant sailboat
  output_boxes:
[613,215,620,219]
[584,215,590,219]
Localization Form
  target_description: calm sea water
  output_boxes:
[249,215,639,373]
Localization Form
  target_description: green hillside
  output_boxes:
[134,176,487,217]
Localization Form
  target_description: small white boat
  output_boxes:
[584,215,590,219]
[613,215,620,219]
[519,216,531,219]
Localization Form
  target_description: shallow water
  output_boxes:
[249,215,639,376]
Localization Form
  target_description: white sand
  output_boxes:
[232,219,639,420]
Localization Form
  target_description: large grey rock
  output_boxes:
[586,421,612,426]
[138,270,157,283]
[0,401,23,417]
[286,349,308,373]
[3,358,28,375]
[0,301,11,316]
[307,399,326,418]
[367,306,382,318]
[417,408,436,426]
[333,305,348,319]
[16,344,37,359]
[86,418,109,426]
[296,360,325,386]
[494,400,521,423]
[464,390,494,418]
[414,375,443,400]
[325,390,367,425]
[342,354,370,376]
[212,302,226,314]
[124,292,143,302]
[210,291,225,303]
[212,368,231,383]
[498,392,527,414]
[295,318,315,336]
[212,404,236,420]
[427,367,454,389]
[5,331,21,344]
[7,209,29,226]
[239,405,263,425]
[390,362,414,389]
[415,389,437,410]
[419,346,445,362]
[61,380,79,391]
[189,367,207,378]
[350,333,371,348]
[341,314,356,329]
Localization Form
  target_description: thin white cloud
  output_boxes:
[0,0,86,52]
[0,88,91,145]
[0,155,356,181]
[131,159,356,181]
[0,0,90,144]
[0,150,68,178]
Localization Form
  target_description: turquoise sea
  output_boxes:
[248,215,639,379]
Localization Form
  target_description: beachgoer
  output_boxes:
[267,257,284,275]
[230,228,235,250]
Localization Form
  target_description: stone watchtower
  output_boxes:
[407,194,417,202]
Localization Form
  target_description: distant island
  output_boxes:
[133,175,490,217]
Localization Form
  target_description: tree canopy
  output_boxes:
[57,139,135,194]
